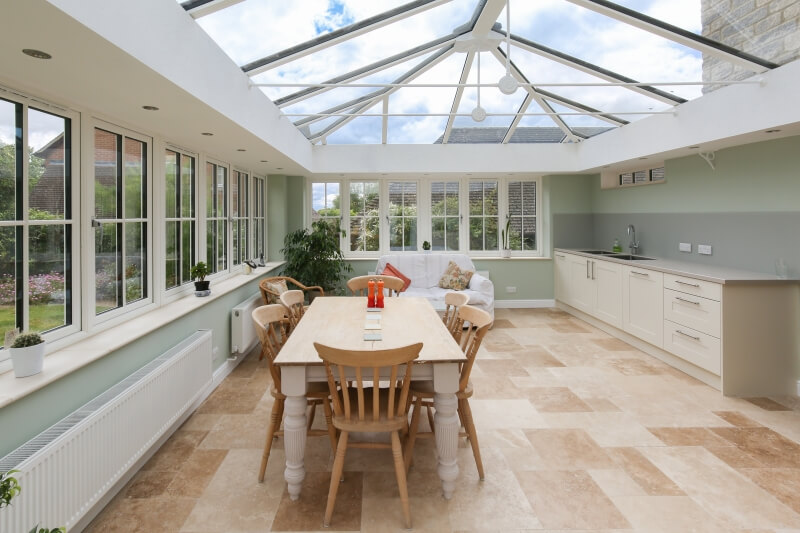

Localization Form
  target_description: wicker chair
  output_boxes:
[259,276,324,305]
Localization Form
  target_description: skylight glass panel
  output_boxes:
[324,101,383,144]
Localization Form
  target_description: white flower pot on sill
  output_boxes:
[500,248,511,258]
[10,342,45,378]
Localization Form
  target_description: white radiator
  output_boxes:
[231,292,262,354]
[0,330,212,532]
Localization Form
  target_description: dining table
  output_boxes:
[273,295,467,501]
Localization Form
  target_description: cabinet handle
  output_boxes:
[556,253,565,258]
[586,261,590,279]
[631,270,650,277]
[675,296,700,306]
[675,280,700,288]
[591,261,595,280]
[676,330,701,341]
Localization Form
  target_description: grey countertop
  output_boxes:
[554,248,796,284]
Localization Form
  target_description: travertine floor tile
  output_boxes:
[525,428,615,470]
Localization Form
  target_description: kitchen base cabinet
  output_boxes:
[622,266,663,348]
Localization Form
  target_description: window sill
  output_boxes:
[0,262,284,409]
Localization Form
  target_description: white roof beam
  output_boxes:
[181,0,246,19]
[442,51,475,144]
[241,0,454,76]
[502,92,533,144]
[471,0,508,37]
[563,0,777,72]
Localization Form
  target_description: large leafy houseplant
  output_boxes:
[281,220,352,295]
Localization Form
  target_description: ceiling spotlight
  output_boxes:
[142,105,159,111]
[276,167,283,170]
[260,159,269,163]
[237,148,246,152]
[498,74,518,95]
[638,157,648,160]
[201,132,214,136]
[22,49,51,60]
[688,145,699,149]
[765,129,781,133]
[497,0,518,95]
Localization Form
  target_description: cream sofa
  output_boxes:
[376,254,494,319]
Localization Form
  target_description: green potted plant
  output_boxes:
[281,220,352,296]
[500,218,512,258]
[422,240,431,252]
[9,332,45,378]
[190,261,210,296]
[1,470,65,532]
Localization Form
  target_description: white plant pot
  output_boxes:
[501,248,511,258]
[10,342,45,378]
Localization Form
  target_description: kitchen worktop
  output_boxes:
[555,248,795,284]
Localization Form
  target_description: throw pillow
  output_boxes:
[265,279,289,304]
[380,263,411,292]
[438,261,474,291]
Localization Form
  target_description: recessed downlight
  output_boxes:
[237,148,246,152]
[142,105,159,111]
[638,157,648,160]
[260,160,269,163]
[688,145,700,149]
[22,49,51,59]
[201,132,214,136]
[765,129,781,133]
[276,167,283,170]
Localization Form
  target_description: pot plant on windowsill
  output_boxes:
[190,261,211,296]
[422,240,431,253]
[9,332,46,378]
[500,218,512,258]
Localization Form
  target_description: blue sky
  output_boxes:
[193,0,723,144]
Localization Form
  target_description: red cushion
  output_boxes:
[380,263,412,292]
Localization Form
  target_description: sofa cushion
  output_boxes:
[438,261,474,291]
[380,263,411,292]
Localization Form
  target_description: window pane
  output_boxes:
[484,182,498,215]
[0,227,17,333]
[165,151,177,219]
[432,218,445,250]
[231,171,240,217]
[349,181,379,252]
[469,217,482,250]
[486,216,498,250]
[181,156,194,218]
[508,181,522,217]
[445,216,459,251]
[125,222,145,303]
[124,139,144,219]
[95,222,120,314]
[165,220,178,290]
[468,182,482,216]
[181,220,194,283]
[206,162,214,217]
[28,109,67,221]
[0,98,19,222]
[431,182,444,216]
[509,181,537,251]
[445,182,459,214]
[94,129,118,219]
[389,219,403,250]
[29,224,68,332]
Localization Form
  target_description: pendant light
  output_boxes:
[497,0,518,95]
[471,52,487,122]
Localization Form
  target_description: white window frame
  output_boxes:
[384,179,420,253]
[345,179,381,257]
[201,157,230,277]
[163,145,198,298]
[428,179,462,252]
[501,177,542,257]
[252,174,267,263]
[0,91,81,370]
[86,119,154,328]
[231,167,249,269]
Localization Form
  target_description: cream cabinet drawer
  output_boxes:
[663,320,721,375]
[663,289,721,338]
[663,274,721,301]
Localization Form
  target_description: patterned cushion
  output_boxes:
[265,279,289,304]
[437,261,474,291]
[380,263,411,292]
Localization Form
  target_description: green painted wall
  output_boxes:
[0,271,279,458]
[268,175,288,260]
[591,136,800,213]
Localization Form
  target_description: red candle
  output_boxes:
[377,279,385,308]
[367,279,375,308]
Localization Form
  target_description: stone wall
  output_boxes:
[701,0,800,92]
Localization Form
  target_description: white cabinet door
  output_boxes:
[622,265,664,347]
[568,254,595,313]
[554,252,570,304]
[593,260,623,328]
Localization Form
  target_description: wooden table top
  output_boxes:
[274,296,466,366]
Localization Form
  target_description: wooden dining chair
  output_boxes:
[404,305,492,480]
[314,341,422,529]
[251,305,337,483]
[346,274,404,297]
[259,276,324,305]
[279,289,306,331]
[442,291,469,341]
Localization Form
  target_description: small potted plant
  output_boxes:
[500,218,512,258]
[422,240,431,253]
[190,261,210,296]
[9,332,46,378]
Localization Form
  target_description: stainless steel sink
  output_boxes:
[578,250,618,255]
[607,253,655,260]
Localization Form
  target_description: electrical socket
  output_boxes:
[679,242,692,253]
[505,286,517,293]
[698,244,713,255]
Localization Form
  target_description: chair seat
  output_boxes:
[409,380,473,400]
[332,387,408,433]
[270,381,331,400]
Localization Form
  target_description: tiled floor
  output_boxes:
[86,308,800,532]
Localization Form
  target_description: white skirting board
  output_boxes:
[494,299,555,308]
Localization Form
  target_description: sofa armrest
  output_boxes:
[469,272,493,296]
